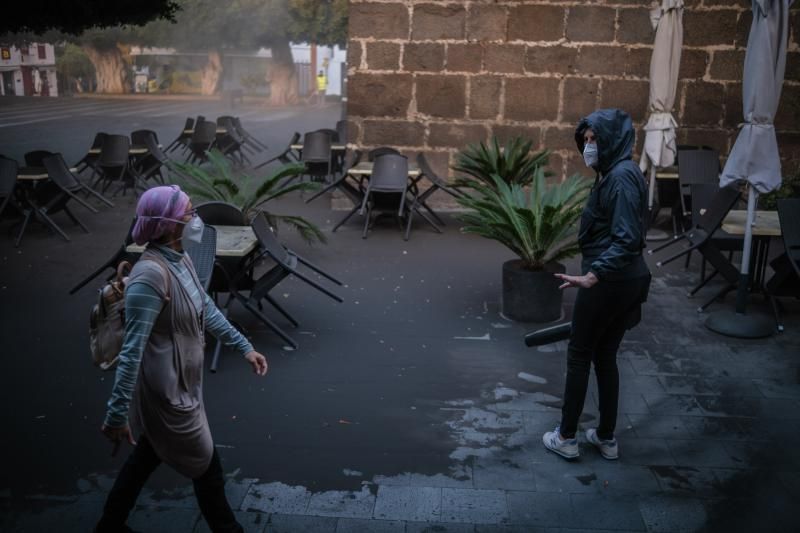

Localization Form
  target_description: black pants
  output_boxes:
[559,275,649,440]
[95,436,243,533]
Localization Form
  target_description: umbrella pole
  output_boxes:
[646,165,670,241]
[705,184,774,338]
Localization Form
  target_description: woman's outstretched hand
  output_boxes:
[101,424,136,457]
[245,351,268,376]
[554,272,599,290]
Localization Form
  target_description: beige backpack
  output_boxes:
[89,262,132,370]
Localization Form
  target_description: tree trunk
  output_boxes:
[82,45,129,94]
[201,49,223,96]
[267,40,298,106]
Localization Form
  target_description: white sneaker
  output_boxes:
[542,426,579,460]
[586,428,619,460]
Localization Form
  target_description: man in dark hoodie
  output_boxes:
[542,108,651,461]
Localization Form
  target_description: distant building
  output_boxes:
[0,43,59,97]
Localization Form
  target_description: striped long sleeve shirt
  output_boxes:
[104,245,253,428]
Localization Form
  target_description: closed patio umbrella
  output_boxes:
[706,0,793,338]
[639,0,684,239]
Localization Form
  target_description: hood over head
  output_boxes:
[574,108,636,174]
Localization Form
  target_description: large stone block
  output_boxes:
[724,83,743,128]
[777,132,800,163]
[484,44,526,74]
[366,42,401,71]
[681,81,725,127]
[562,78,600,124]
[403,43,445,72]
[350,3,409,39]
[709,50,745,81]
[626,47,653,78]
[566,6,616,43]
[679,128,728,155]
[600,79,649,122]
[362,119,426,147]
[776,85,800,131]
[684,9,738,47]
[348,73,413,118]
[344,119,361,144]
[429,122,488,149]
[418,151,453,181]
[735,9,753,50]
[347,41,363,70]
[416,75,467,119]
[492,124,541,149]
[786,52,800,82]
[544,127,580,152]
[467,4,507,42]
[504,78,560,122]
[575,46,627,76]
[566,153,595,179]
[616,7,654,45]
[546,152,565,180]
[469,75,502,120]
[525,45,578,75]
[679,49,710,80]
[412,4,466,41]
[508,5,565,42]
[446,43,483,73]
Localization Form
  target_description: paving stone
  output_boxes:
[566,493,647,531]
[408,521,477,532]
[638,496,707,532]
[752,379,800,399]
[667,440,739,469]
[619,375,665,394]
[642,393,703,417]
[3,499,104,533]
[627,356,681,376]
[194,510,267,533]
[626,414,691,439]
[266,513,337,533]
[440,488,508,524]
[587,462,662,495]
[373,470,474,489]
[306,488,376,519]
[226,478,256,511]
[241,482,311,515]
[336,517,404,532]
[505,491,572,527]
[722,441,800,470]
[617,438,676,466]
[679,416,750,440]
[530,462,600,494]
[139,484,198,509]
[649,466,721,499]
[128,506,199,533]
[472,456,537,491]
[778,471,800,501]
[372,485,441,522]
[606,393,651,415]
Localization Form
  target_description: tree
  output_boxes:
[56,43,95,93]
[0,1,177,35]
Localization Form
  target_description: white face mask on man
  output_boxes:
[583,142,599,168]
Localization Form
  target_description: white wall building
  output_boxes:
[290,43,347,97]
[0,43,59,97]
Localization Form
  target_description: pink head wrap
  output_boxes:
[131,185,191,245]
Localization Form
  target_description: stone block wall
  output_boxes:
[346,0,800,201]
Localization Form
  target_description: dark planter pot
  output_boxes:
[501,260,566,323]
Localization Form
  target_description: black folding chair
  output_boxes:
[93,134,142,196]
[216,117,251,166]
[414,153,466,227]
[185,120,217,164]
[69,218,137,294]
[131,129,160,146]
[135,134,172,185]
[24,150,55,167]
[0,157,23,223]
[335,120,348,144]
[766,199,800,332]
[75,132,107,175]
[254,132,300,169]
[233,117,268,152]
[649,184,742,311]
[300,131,333,183]
[43,153,113,208]
[306,149,363,204]
[360,153,414,240]
[166,117,194,153]
[184,224,217,292]
[368,147,401,162]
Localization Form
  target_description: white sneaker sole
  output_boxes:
[542,436,579,460]
[586,430,619,460]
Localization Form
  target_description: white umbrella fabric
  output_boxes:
[707,0,793,338]
[639,0,684,213]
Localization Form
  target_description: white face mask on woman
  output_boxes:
[583,142,599,168]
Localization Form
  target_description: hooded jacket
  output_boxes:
[574,109,650,282]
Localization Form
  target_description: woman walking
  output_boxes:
[542,109,651,461]
[95,185,268,533]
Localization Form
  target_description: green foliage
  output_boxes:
[172,150,327,245]
[287,0,348,47]
[453,137,551,191]
[56,43,95,80]
[760,162,800,210]
[457,170,592,271]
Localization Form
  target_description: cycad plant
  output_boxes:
[453,136,551,190]
[171,149,327,244]
[457,169,592,271]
